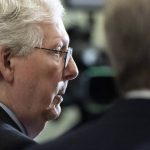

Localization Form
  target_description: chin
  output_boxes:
[42,105,61,121]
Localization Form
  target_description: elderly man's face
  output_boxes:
[7,20,78,137]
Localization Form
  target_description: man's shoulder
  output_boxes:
[29,98,150,150]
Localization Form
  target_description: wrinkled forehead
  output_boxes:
[40,21,69,48]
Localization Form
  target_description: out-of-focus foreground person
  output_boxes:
[0,0,78,149]
[27,0,150,150]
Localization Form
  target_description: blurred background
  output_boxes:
[35,0,119,143]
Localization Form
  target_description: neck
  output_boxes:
[21,118,46,138]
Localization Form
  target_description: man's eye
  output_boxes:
[52,50,62,55]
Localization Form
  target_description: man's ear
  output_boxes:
[0,46,14,82]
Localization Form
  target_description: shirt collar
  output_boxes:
[125,90,150,99]
[0,102,27,135]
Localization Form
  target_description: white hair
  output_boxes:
[0,0,64,56]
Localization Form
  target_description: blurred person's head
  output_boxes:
[0,0,78,138]
[105,0,150,93]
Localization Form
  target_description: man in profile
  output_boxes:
[0,0,78,149]
[28,0,150,149]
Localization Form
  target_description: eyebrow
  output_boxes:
[45,36,70,50]
[62,38,70,47]
[57,38,70,50]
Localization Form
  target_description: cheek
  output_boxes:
[36,61,63,99]
[13,54,63,108]
[41,60,63,85]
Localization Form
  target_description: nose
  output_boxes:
[63,57,79,80]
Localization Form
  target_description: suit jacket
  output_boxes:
[28,98,150,150]
[0,107,37,150]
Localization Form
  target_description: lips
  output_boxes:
[54,94,63,104]
[43,93,64,120]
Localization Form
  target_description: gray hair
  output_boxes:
[0,0,64,56]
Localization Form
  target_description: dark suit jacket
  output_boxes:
[28,98,150,150]
[0,107,37,150]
